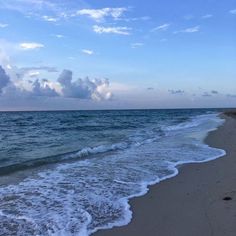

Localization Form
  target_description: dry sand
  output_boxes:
[94,114,236,236]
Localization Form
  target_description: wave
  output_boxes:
[0,137,160,176]
[0,113,221,177]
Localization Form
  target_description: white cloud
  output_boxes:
[151,23,170,32]
[28,71,40,78]
[56,34,64,38]
[58,70,112,100]
[0,65,113,101]
[30,79,59,97]
[16,66,58,79]
[120,16,151,22]
[175,26,200,34]
[0,23,8,28]
[131,43,144,48]
[183,26,200,33]
[229,9,236,14]
[93,25,131,35]
[42,15,58,22]
[0,46,18,80]
[53,34,64,38]
[0,0,61,17]
[82,49,94,55]
[20,66,58,73]
[184,26,200,33]
[76,8,127,22]
[201,14,213,19]
[19,42,44,50]
[0,65,10,93]
[6,64,12,70]
[0,1,96,24]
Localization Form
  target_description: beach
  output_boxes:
[94,113,236,236]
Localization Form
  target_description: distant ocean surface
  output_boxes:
[0,109,226,236]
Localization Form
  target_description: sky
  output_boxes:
[0,0,235,110]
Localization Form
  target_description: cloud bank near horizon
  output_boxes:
[0,65,112,101]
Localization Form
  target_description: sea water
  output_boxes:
[0,109,226,235]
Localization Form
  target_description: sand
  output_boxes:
[94,114,236,236]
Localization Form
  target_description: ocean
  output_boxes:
[0,109,226,236]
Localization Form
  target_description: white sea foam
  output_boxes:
[71,142,129,158]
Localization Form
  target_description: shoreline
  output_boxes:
[94,113,236,236]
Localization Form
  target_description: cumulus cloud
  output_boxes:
[58,70,112,100]
[0,65,112,101]
[168,89,185,95]
[76,8,127,22]
[19,42,44,50]
[151,23,170,32]
[0,65,10,93]
[31,79,58,97]
[93,25,131,35]
[82,49,94,55]
[2,79,58,98]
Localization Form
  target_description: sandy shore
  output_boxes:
[94,113,236,236]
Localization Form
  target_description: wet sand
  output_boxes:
[94,113,236,236]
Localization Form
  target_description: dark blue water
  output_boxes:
[0,109,225,235]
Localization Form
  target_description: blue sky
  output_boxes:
[0,0,235,110]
